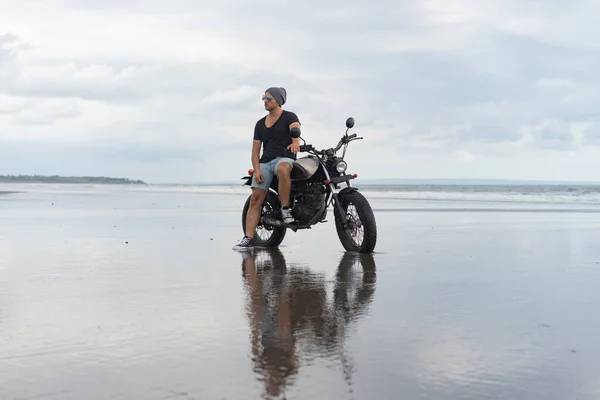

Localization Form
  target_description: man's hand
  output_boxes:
[254,168,264,183]
[288,138,301,154]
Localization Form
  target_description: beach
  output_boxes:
[1,182,600,399]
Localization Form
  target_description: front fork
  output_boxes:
[333,194,349,228]
[331,183,358,229]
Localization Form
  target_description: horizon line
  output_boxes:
[3,174,600,185]
[150,177,600,185]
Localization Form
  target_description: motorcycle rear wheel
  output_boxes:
[242,191,287,247]
[334,190,377,253]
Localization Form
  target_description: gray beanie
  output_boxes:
[266,87,286,106]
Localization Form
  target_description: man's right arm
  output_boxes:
[252,121,262,170]
[251,139,261,170]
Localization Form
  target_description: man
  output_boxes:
[233,87,301,249]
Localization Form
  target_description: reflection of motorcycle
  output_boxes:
[240,248,377,399]
[240,117,377,253]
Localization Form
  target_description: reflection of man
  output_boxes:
[241,250,298,399]
[239,249,377,398]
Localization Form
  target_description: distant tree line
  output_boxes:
[0,174,147,184]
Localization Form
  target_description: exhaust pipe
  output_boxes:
[261,216,284,227]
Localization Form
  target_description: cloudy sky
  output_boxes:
[1,0,599,183]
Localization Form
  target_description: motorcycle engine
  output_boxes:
[293,186,326,224]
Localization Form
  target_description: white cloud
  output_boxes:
[199,85,261,106]
[455,150,475,164]
[1,0,600,183]
[536,78,576,89]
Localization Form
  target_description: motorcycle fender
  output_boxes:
[337,187,359,199]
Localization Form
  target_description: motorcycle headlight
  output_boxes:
[336,160,348,173]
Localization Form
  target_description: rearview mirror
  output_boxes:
[346,117,355,129]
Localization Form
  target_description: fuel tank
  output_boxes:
[291,156,320,181]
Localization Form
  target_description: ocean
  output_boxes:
[142,181,600,209]
[5,181,600,210]
[4,181,600,208]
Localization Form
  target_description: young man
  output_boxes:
[233,87,302,249]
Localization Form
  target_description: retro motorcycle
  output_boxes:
[240,117,377,253]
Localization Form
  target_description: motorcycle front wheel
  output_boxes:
[334,190,377,253]
[241,191,287,247]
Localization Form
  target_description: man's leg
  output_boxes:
[233,163,273,249]
[245,188,267,237]
[275,157,295,224]
[276,160,293,207]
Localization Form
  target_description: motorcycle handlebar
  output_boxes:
[300,134,363,154]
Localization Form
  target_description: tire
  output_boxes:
[334,190,377,253]
[242,191,287,247]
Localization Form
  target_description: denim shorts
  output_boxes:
[251,157,295,191]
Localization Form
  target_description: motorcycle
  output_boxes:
[240,117,377,253]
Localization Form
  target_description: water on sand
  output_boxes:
[1,183,600,399]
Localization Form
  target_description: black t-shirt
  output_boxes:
[253,110,300,163]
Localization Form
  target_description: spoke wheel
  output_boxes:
[242,191,287,247]
[334,191,377,253]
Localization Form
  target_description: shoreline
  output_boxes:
[0,175,147,185]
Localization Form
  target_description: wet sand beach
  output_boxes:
[1,183,600,399]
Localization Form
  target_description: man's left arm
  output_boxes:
[288,121,301,153]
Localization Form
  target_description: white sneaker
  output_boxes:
[281,207,295,224]
[233,236,254,250]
